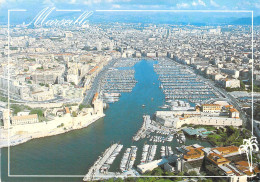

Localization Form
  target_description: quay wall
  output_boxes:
[0,113,104,148]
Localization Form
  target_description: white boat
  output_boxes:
[159,105,168,109]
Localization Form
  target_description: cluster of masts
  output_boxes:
[154,58,218,103]
[100,144,123,173]
[161,146,174,158]
[113,58,140,68]
[140,144,157,164]
[120,146,138,172]
[101,69,137,98]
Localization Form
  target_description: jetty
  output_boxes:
[120,146,138,172]
[140,144,157,164]
[132,115,154,141]
[83,143,123,181]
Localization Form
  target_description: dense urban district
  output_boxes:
[0,23,260,182]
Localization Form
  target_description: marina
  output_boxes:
[140,144,157,164]
[154,58,219,104]
[133,114,179,143]
[101,69,137,94]
[178,133,186,144]
[132,115,155,141]
[103,93,121,103]
[120,146,138,172]
[101,59,141,103]
[1,60,213,182]
[83,143,123,181]
[113,58,140,68]
[160,146,174,158]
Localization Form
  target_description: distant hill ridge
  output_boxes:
[232,16,260,25]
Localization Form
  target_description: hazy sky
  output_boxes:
[0,0,259,25]
[0,0,259,12]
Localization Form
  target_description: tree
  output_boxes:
[115,178,124,182]
[204,179,213,182]
[152,167,163,176]
[125,177,136,182]
[188,170,198,176]
[72,111,77,117]
[36,66,43,70]
[226,126,235,136]
[106,178,114,182]
[239,136,259,172]
[79,104,87,110]
[30,109,43,117]
[240,80,245,90]
[172,172,184,181]
[155,179,172,182]
[57,123,64,128]
[217,179,227,182]
[11,105,21,114]
[136,178,145,182]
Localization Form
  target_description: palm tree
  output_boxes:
[239,136,259,172]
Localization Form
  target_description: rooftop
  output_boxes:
[207,152,230,166]
[183,145,205,160]
[92,92,99,103]
[12,114,38,120]
[212,146,239,155]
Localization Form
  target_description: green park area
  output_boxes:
[182,124,251,147]
[207,126,251,147]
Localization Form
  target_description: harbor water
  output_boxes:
[1,60,212,182]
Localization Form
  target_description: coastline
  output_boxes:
[0,113,105,148]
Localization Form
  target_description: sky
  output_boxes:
[0,0,259,12]
[0,0,259,24]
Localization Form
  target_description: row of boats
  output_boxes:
[100,144,123,173]
[154,130,172,135]
[113,58,140,68]
[177,133,186,144]
[164,91,215,95]
[140,144,157,164]
[103,93,121,103]
[154,58,218,104]
[165,94,216,99]
[85,139,191,180]
[148,135,174,143]
[101,68,137,100]
[161,146,174,158]
[145,129,186,144]
[132,115,152,141]
[120,146,138,173]
[84,143,123,181]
